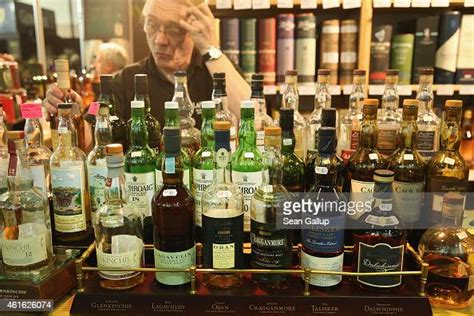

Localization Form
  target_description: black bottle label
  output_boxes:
[416,131,436,151]
[302,214,345,253]
[250,220,292,269]
[357,242,404,288]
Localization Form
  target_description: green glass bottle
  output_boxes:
[155,101,192,191]
[192,100,216,241]
[124,100,156,244]
[231,100,264,236]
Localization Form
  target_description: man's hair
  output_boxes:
[99,42,128,72]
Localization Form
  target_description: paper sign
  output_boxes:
[299,84,316,95]
[459,85,474,95]
[277,0,293,8]
[215,0,232,9]
[369,85,385,95]
[263,85,277,95]
[300,0,317,8]
[394,0,411,7]
[398,85,413,96]
[329,85,341,95]
[322,0,340,9]
[88,102,100,116]
[252,0,270,9]
[466,0,474,7]
[431,0,449,7]
[412,0,430,7]
[343,0,361,9]
[436,85,454,96]
[20,103,43,119]
[343,85,353,95]
[373,0,391,7]
[234,0,252,10]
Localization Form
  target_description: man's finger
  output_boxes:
[179,19,200,33]
[50,85,65,99]
[187,5,207,23]
[197,3,213,18]
[44,100,58,114]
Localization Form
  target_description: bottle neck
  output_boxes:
[95,111,113,147]
[99,92,118,115]
[165,108,180,127]
[264,135,281,153]
[58,111,78,148]
[382,83,399,112]
[441,213,463,227]
[263,150,284,186]
[416,80,434,114]
[359,115,378,149]
[8,141,33,191]
[315,80,331,110]
[162,153,184,185]
[173,79,194,123]
[281,128,295,154]
[25,118,45,147]
[350,79,366,113]
[373,180,394,211]
[440,117,462,151]
[201,108,215,148]
[105,163,127,203]
[239,108,257,148]
[130,107,148,147]
[283,81,299,111]
[399,117,417,150]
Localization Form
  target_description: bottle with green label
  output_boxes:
[95,144,144,290]
[1,131,54,277]
[87,103,112,218]
[192,100,216,241]
[202,121,244,289]
[155,101,192,191]
[152,127,195,286]
[124,100,156,245]
[51,103,92,244]
[251,74,274,153]
[231,100,264,237]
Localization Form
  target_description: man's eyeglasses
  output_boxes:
[144,20,187,41]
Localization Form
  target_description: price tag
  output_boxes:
[469,169,474,181]
[457,231,468,240]
[234,0,252,10]
[88,102,100,116]
[369,85,385,95]
[394,0,411,7]
[343,0,361,9]
[244,152,254,159]
[369,153,378,160]
[299,84,316,95]
[131,151,142,158]
[329,85,341,95]
[443,157,455,166]
[315,166,329,175]
[215,0,232,9]
[277,0,294,8]
[404,154,414,161]
[300,0,318,8]
[20,103,43,119]
[163,189,177,197]
[58,126,68,134]
[110,115,119,121]
[165,157,175,174]
[398,85,413,96]
[436,85,454,96]
[252,0,270,9]
[202,151,211,158]
[379,203,393,211]
[373,0,391,7]
[263,185,273,193]
[263,85,277,95]
[459,85,474,95]
[343,85,353,95]
[322,0,340,9]
[466,0,474,7]
[217,190,232,198]
[279,84,287,93]
[412,0,430,7]
[283,138,293,146]
[431,0,449,7]
[423,114,433,122]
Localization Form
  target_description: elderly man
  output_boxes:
[45,0,249,133]
[93,42,129,76]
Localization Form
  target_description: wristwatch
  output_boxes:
[202,46,223,63]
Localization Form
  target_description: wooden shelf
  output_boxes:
[208,0,466,7]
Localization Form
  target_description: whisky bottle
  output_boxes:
[212,73,238,153]
[337,69,366,156]
[124,100,156,244]
[0,103,8,194]
[155,101,192,191]
[152,127,195,286]
[99,75,129,152]
[192,101,216,241]
[387,99,425,232]
[95,144,144,290]
[308,69,332,153]
[50,103,92,243]
[1,131,54,277]
[460,109,473,169]
[426,100,468,224]
[353,170,407,290]
[231,100,264,235]
[418,192,474,309]
[416,68,440,161]
[172,71,201,157]
[133,74,161,153]
[347,99,386,220]
[377,69,401,157]
[202,121,244,289]
[281,70,308,162]
[251,130,292,291]
[251,74,274,153]
[87,103,112,217]
[302,127,345,288]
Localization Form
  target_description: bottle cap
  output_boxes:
[353,69,366,76]
[465,110,472,120]
[402,100,418,118]
[165,101,179,109]
[131,100,144,109]
[214,121,231,131]
[364,99,379,106]
[241,100,255,109]
[213,72,225,80]
[134,74,148,94]
[201,101,215,109]
[386,69,399,76]
[54,59,69,73]
[285,70,298,76]
[99,102,109,109]
[445,100,463,109]
[403,99,418,106]
[321,108,337,128]
[318,127,336,153]
[342,19,356,26]
[318,69,330,76]
[100,74,113,85]
[7,130,24,140]
[106,144,123,155]
[419,68,434,75]
[374,170,394,183]
[174,70,187,77]
[279,108,294,130]
[58,103,73,109]
[265,126,282,136]
[163,127,181,154]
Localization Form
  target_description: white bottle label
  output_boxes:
[193,168,214,227]
[2,231,48,267]
[87,164,108,213]
[392,181,424,223]
[213,243,235,269]
[232,170,263,232]
[154,246,196,285]
[301,251,344,287]
[365,215,400,227]
[125,171,155,217]
[256,130,265,152]
[30,164,48,195]
[97,249,142,278]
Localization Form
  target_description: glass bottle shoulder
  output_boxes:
[51,146,87,165]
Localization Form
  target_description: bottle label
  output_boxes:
[232,170,263,232]
[250,220,292,269]
[350,130,360,150]
[97,247,142,279]
[125,171,155,217]
[301,251,343,287]
[350,180,374,219]
[88,163,108,214]
[302,214,345,253]
[377,128,398,150]
[256,130,265,153]
[0,158,8,192]
[416,131,435,151]
[52,165,87,233]
[155,168,190,191]
[154,246,196,285]
[392,181,424,223]
[30,164,48,195]
[364,214,400,227]
[428,179,468,213]
[357,242,404,288]
[193,168,214,227]
[2,231,48,266]
[202,210,243,269]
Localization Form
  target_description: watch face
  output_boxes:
[209,48,222,59]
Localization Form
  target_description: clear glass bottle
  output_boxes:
[87,103,112,218]
[0,103,8,194]
[418,192,474,309]
[308,69,332,153]
[416,67,440,161]
[50,103,92,243]
[172,70,201,157]
[152,127,195,286]
[251,128,292,291]
[202,121,244,289]
[212,73,238,153]
[251,73,274,153]
[0,131,54,277]
[95,144,144,290]
[281,70,307,162]
[337,69,366,156]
